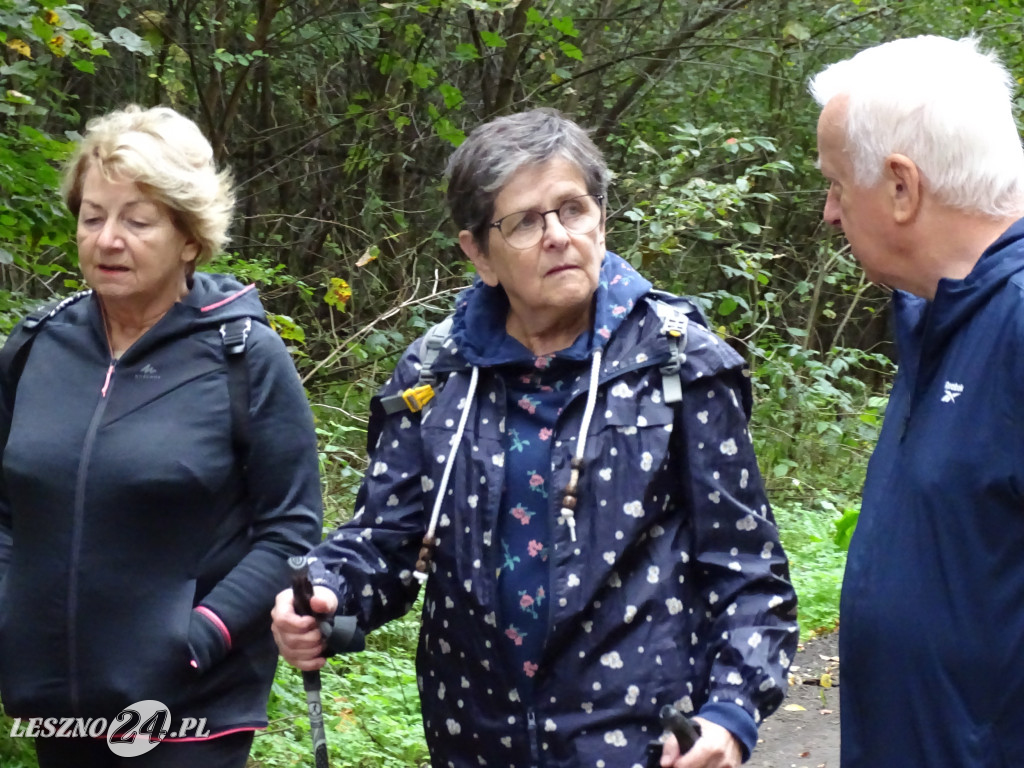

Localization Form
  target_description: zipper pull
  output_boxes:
[100,362,115,398]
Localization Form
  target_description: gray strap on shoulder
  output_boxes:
[652,299,689,405]
[379,315,454,416]
[418,315,454,387]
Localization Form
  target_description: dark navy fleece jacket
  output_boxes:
[840,218,1024,768]
[0,273,322,732]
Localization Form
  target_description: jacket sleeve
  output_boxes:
[307,338,430,631]
[678,332,798,759]
[188,325,324,672]
[0,341,16,581]
[0,321,31,582]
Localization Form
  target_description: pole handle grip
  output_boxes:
[289,555,315,617]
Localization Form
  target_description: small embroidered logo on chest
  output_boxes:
[941,381,963,403]
[135,364,160,380]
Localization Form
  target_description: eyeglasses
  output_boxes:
[489,194,604,250]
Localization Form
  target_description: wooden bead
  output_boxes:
[561,495,578,510]
[415,535,437,574]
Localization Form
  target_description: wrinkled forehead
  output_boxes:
[815,97,850,175]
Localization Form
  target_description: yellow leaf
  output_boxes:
[355,248,378,268]
[324,277,352,311]
[6,39,32,58]
[820,672,833,689]
[783,703,806,712]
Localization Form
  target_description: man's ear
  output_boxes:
[459,230,499,287]
[884,153,921,224]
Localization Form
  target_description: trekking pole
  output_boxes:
[289,555,330,768]
[644,704,702,768]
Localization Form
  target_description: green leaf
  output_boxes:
[559,41,583,61]
[452,42,479,61]
[717,297,738,316]
[1,61,36,79]
[438,82,463,109]
[782,20,811,43]
[551,16,579,37]
[478,30,506,48]
[72,59,95,74]
[833,509,860,551]
[269,313,306,343]
[740,221,761,235]
[109,27,154,55]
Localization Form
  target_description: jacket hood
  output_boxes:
[896,217,1024,352]
[137,271,268,344]
[447,251,652,367]
[181,272,268,324]
[73,272,269,364]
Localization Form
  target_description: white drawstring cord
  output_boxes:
[558,350,602,542]
[414,365,480,583]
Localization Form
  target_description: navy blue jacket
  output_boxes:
[311,253,797,767]
[841,218,1024,767]
[0,273,323,733]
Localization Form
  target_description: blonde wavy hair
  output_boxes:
[61,104,235,264]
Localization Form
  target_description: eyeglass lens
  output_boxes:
[500,195,601,248]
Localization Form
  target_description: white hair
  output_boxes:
[809,35,1024,217]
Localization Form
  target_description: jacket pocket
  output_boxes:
[79,578,198,714]
[596,377,676,473]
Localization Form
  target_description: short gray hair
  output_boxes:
[809,35,1024,218]
[445,108,609,248]
[62,104,235,264]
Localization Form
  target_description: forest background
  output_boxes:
[1,1,1022,765]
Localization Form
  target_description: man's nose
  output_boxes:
[822,190,842,229]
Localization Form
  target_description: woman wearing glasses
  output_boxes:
[272,109,797,768]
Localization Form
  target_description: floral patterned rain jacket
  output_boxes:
[310,252,797,767]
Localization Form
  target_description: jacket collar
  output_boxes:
[445,251,652,369]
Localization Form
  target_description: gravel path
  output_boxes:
[747,632,840,768]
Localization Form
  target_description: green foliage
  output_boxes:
[833,507,861,552]
[613,124,792,283]
[255,606,427,768]
[0,708,36,767]
[773,499,851,639]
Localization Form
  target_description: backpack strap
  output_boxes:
[380,315,454,415]
[646,292,704,405]
[219,318,252,461]
[0,291,92,411]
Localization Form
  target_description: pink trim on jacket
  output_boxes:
[200,283,256,313]
[194,605,232,650]
[161,725,265,743]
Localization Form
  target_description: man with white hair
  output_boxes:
[811,35,1024,767]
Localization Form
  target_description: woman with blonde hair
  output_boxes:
[0,105,322,767]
